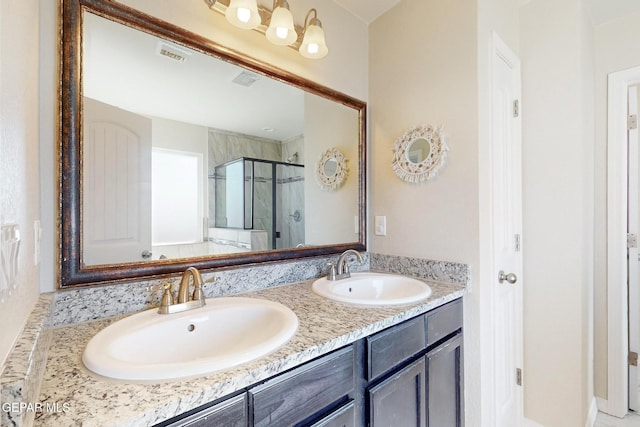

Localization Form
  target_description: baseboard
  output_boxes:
[524,397,599,427]
[524,418,546,427]
[586,397,598,427]
[596,396,609,413]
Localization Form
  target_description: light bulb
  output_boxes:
[236,7,251,23]
[276,27,288,40]
[225,0,260,30]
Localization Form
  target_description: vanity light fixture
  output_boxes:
[203,0,328,59]
[299,9,328,59]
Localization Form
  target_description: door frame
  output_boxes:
[606,65,640,417]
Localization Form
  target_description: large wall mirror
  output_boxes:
[59,0,366,287]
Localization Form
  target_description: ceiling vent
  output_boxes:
[232,71,260,87]
[156,41,191,63]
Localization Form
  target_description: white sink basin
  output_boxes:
[312,272,432,306]
[82,297,298,381]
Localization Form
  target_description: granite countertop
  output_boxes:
[35,278,465,427]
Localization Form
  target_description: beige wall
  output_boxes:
[0,0,42,365]
[520,0,595,425]
[593,11,640,400]
[369,0,480,422]
[304,93,359,246]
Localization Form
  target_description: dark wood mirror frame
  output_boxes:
[59,0,367,288]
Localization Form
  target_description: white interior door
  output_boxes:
[491,33,524,427]
[83,98,152,265]
[628,85,639,411]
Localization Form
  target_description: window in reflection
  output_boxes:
[152,148,202,245]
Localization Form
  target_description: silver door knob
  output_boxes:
[498,270,517,284]
[141,250,152,259]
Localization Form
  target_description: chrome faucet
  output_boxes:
[327,249,364,281]
[158,267,207,314]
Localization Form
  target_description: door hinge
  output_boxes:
[630,351,638,367]
[630,114,638,131]
[628,233,638,249]
[515,234,521,252]
[513,100,520,118]
[516,368,522,386]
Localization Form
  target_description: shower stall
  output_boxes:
[213,157,305,249]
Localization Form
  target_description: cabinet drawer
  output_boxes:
[310,401,355,427]
[250,346,354,427]
[367,316,426,380]
[161,393,247,427]
[426,299,463,347]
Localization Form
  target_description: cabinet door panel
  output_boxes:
[426,333,463,427]
[310,401,356,427]
[368,359,426,427]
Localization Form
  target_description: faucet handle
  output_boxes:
[159,282,174,312]
[192,280,205,303]
[326,261,337,281]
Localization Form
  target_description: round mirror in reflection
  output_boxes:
[316,147,348,191]
[406,137,431,164]
[323,158,338,177]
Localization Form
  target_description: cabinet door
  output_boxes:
[310,401,356,427]
[426,333,463,427]
[161,393,247,427]
[368,359,426,427]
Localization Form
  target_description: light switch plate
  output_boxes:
[34,220,41,266]
[375,216,386,236]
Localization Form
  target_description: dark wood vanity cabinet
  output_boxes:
[366,298,463,427]
[157,299,463,427]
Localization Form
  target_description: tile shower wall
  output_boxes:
[208,129,306,250]
[276,163,305,249]
[207,128,282,225]
[280,135,305,249]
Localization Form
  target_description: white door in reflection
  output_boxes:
[83,98,152,266]
[152,148,203,245]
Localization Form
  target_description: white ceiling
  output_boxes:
[585,0,640,25]
[332,0,400,24]
[84,12,305,141]
[334,0,640,26]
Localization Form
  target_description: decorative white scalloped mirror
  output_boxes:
[392,124,448,183]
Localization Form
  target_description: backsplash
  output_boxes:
[52,253,370,327]
[370,253,471,284]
